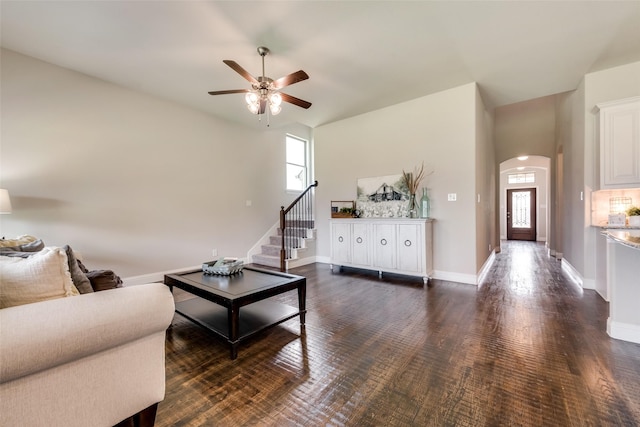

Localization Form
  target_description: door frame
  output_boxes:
[506,187,537,241]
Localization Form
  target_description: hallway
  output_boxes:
[158,241,640,426]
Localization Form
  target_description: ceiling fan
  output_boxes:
[208,46,311,116]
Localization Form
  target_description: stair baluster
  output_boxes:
[280,180,318,271]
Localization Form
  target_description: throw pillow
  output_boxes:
[0,247,80,309]
[0,235,41,248]
[85,270,123,292]
[0,237,45,254]
[62,245,93,294]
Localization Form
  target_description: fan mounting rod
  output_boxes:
[257,46,270,82]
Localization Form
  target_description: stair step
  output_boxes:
[261,244,297,257]
[251,254,282,269]
[269,235,302,247]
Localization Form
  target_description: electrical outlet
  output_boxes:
[212,249,218,258]
[448,193,457,201]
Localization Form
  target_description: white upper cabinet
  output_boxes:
[598,96,640,189]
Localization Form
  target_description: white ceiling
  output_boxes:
[2,1,640,130]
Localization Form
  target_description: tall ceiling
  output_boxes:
[2,1,640,130]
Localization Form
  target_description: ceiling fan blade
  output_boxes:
[259,98,267,114]
[272,70,309,89]
[208,89,250,96]
[223,60,258,84]
[281,92,312,109]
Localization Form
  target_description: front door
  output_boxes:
[507,188,536,241]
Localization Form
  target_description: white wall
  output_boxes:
[0,49,311,278]
[314,83,484,283]
[475,85,496,273]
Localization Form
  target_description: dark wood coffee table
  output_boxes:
[164,266,306,359]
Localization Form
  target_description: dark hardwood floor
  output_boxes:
[157,241,640,426]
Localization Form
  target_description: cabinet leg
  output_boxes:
[378,270,382,279]
[423,276,429,287]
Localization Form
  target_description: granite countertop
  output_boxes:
[593,224,640,229]
[603,229,640,250]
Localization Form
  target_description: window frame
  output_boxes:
[507,172,535,185]
[285,134,309,192]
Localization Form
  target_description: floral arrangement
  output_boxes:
[627,206,640,216]
[402,163,428,195]
[402,163,424,195]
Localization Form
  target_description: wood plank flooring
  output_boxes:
[156,241,640,426]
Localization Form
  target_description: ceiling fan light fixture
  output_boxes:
[269,103,282,115]
[208,46,311,123]
[269,92,282,106]
[245,91,260,114]
[247,102,260,114]
[245,91,259,104]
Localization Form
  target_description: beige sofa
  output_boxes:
[0,282,175,427]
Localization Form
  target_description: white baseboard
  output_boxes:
[476,250,496,285]
[608,319,640,344]
[582,278,595,290]
[432,270,477,285]
[133,257,480,287]
[316,257,478,285]
[122,262,244,286]
[561,259,583,288]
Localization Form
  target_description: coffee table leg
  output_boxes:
[228,305,239,360]
[298,281,306,325]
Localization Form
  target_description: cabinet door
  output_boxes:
[351,222,370,266]
[331,222,352,264]
[373,224,396,270]
[600,97,640,188]
[397,224,422,273]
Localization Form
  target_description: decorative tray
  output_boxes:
[202,258,244,275]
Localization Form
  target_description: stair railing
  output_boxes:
[279,180,318,271]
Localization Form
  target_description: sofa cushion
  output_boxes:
[85,270,123,292]
[0,247,80,308]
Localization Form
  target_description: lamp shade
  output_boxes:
[0,189,12,214]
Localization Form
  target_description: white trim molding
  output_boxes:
[561,259,583,288]
[608,319,640,344]
[476,250,496,285]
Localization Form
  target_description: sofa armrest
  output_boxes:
[0,283,175,383]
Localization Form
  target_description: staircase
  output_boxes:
[251,220,316,269]
[252,180,318,271]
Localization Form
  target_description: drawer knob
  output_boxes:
[380,238,387,246]
[404,240,412,247]
[338,236,344,243]
[356,237,363,244]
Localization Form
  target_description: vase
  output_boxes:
[407,194,418,218]
[419,188,430,218]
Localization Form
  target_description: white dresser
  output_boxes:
[329,218,434,284]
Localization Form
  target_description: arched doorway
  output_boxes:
[500,156,551,243]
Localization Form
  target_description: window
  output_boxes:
[286,135,308,191]
[508,172,535,185]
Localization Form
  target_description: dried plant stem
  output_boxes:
[402,163,425,194]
